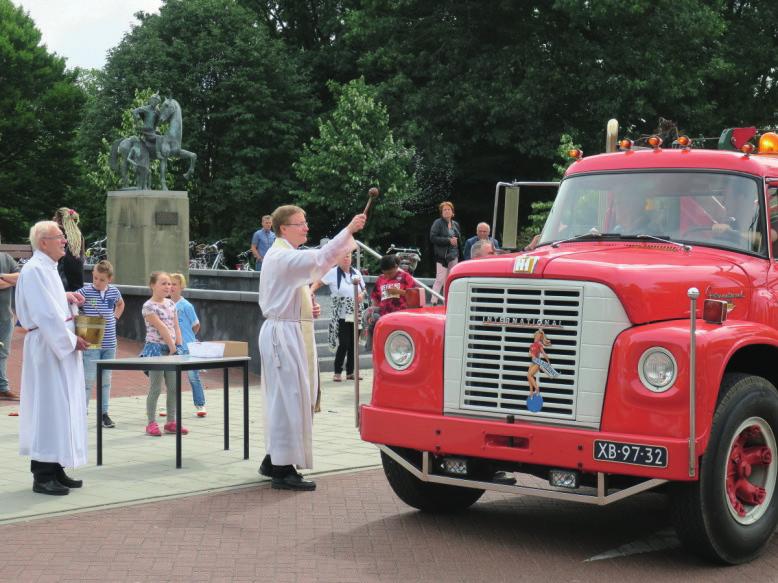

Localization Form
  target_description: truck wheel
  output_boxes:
[381,450,484,513]
[671,373,778,564]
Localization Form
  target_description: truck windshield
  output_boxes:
[539,172,766,255]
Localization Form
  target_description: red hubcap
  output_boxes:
[726,426,773,516]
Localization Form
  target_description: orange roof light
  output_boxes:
[619,138,633,151]
[741,143,755,155]
[676,135,692,148]
[568,148,583,160]
[758,132,778,154]
[647,135,663,149]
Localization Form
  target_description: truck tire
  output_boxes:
[671,373,778,564]
[381,450,484,513]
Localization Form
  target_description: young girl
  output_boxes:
[170,273,207,416]
[77,260,124,428]
[141,271,188,436]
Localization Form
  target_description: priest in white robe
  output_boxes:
[16,221,89,495]
[258,206,366,490]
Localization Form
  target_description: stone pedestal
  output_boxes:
[106,190,189,286]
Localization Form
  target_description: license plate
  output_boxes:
[594,440,668,468]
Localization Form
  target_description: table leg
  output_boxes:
[243,362,249,460]
[176,370,182,469]
[223,367,230,450]
[97,363,103,466]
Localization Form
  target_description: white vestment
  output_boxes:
[258,228,355,468]
[15,251,87,468]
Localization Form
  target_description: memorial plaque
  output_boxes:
[155,211,179,225]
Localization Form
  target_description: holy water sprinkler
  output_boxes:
[363,187,380,217]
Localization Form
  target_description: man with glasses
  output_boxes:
[257,206,366,491]
[15,221,88,495]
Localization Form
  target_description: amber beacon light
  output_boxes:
[568,148,583,160]
[647,135,663,149]
[676,135,692,148]
[758,132,778,154]
[619,138,633,151]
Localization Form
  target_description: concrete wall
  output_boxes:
[102,270,436,376]
[115,285,264,374]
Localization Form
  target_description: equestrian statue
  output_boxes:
[109,94,197,190]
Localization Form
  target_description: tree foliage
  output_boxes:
[294,78,420,242]
[0,0,83,242]
[8,0,778,267]
[77,0,316,251]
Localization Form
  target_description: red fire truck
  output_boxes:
[360,125,778,564]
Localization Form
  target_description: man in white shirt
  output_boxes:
[15,221,88,495]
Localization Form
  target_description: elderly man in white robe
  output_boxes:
[258,205,366,490]
[16,221,89,495]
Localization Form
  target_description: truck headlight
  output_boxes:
[384,331,415,371]
[638,347,677,392]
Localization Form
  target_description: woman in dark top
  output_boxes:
[53,207,86,292]
[429,201,463,304]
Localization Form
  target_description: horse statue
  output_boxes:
[109,97,197,191]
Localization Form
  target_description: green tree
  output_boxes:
[76,0,316,251]
[0,0,84,241]
[293,77,421,242]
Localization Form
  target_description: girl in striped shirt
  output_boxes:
[77,260,124,428]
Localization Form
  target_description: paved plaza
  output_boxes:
[3,328,778,581]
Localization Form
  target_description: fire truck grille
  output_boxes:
[461,284,582,420]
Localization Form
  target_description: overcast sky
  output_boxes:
[14,0,163,70]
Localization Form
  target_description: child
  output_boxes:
[170,273,207,417]
[365,255,415,349]
[371,254,416,316]
[77,260,124,428]
[141,271,188,436]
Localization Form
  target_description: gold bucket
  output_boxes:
[75,315,106,349]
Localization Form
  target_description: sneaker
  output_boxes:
[101,413,115,428]
[163,421,189,435]
[0,389,20,401]
[159,408,167,417]
[145,421,162,436]
[195,406,207,417]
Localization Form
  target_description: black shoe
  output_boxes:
[258,454,272,477]
[56,469,83,489]
[102,413,115,428]
[271,472,316,491]
[492,471,517,485]
[33,479,69,496]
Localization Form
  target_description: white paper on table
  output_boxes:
[187,342,225,358]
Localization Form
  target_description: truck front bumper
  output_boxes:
[360,405,697,482]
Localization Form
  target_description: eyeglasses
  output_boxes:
[41,235,66,241]
[285,222,309,228]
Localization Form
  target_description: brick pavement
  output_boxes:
[3,468,778,582]
[5,328,778,580]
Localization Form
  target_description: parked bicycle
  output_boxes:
[203,240,228,270]
[235,249,255,271]
[188,241,208,270]
[386,244,421,274]
[85,236,108,265]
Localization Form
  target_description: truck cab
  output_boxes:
[360,130,778,564]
